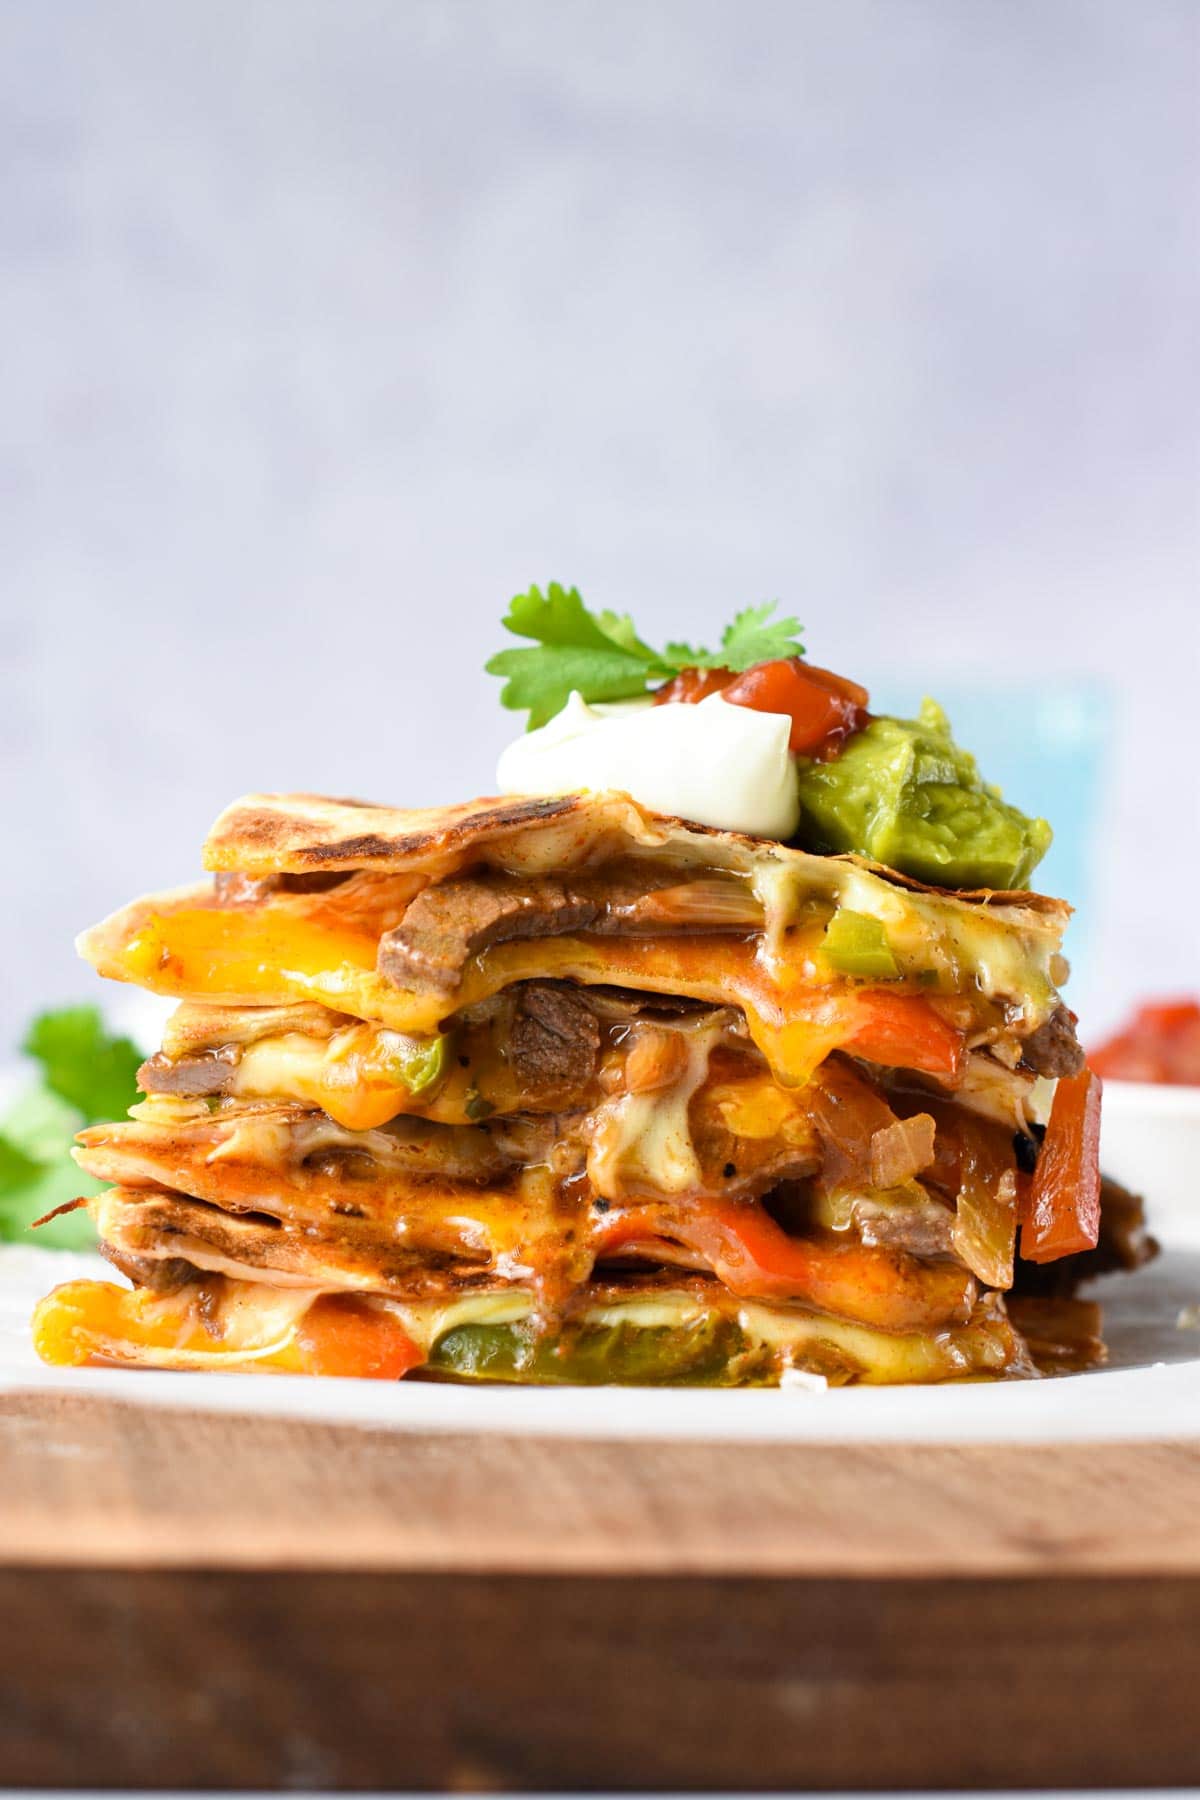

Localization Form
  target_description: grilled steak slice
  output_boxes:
[378,872,602,995]
[378,864,761,995]
[138,1046,240,1098]
[1020,1004,1085,1079]
[507,982,602,1097]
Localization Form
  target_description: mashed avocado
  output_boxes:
[793,699,1052,890]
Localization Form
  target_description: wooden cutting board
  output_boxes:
[2,1391,1198,1790]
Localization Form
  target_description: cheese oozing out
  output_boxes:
[31,1275,1022,1384]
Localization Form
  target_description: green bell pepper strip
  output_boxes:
[820,909,900,979]
[384,1031,452,1099]
[429,1316,761,1386]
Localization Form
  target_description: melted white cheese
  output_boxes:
[586,1018,723,1198]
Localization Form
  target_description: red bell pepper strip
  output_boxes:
[843,990,964,1080]
[1021,1069,1103,1263]
[594,1199,974,1333]
[295,1295,424,1379]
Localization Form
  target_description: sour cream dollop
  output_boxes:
[496,690,801,839]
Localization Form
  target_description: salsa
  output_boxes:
[654,655,869,758]
[1091,998,1200,1086]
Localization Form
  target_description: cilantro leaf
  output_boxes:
[718,603,806,671]
[594,610,660,659]
[486,584,672,729]
[0,1006,148,1249]
[0,1134,45,1196]
[23,1005,144,1125]
[487,584,805,728]
[663,610,804,673]
[0,1152,99,1250]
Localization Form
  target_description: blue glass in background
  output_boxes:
[859,677,1112,1018]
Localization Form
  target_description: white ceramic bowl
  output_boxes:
[1101,1078,1200,1224]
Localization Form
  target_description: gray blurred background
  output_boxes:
[2,0,1197,1048]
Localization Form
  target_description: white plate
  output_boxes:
[4,1214,1199,1443]
[1098,1076,1200,1215]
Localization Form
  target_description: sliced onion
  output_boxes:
[610,878,764,932]
[809,1056,899,1187]
[951,1116,1018,1289]
[869,1113,936,1189]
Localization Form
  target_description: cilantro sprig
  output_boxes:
[486,583,805,730]
[0,1005,144,1249]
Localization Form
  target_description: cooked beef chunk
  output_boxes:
[507,982,601,1096]
[378,873,602,995]
[138,1046,240,1097]
[854,1200,956,1261]
[100,1245,199,1292]
[1020,1004,1086,1079]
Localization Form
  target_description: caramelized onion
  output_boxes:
[609,877,763,932]
[869,1113,936,1190]
[808,1056,899,1187]
[950,1115,1018,1290]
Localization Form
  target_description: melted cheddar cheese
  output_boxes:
[88,899,972,1088]
[32,1275,1023,1383]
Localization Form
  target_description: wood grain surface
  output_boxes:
[1,1567,1197,1791]
[3,1392,1200,1574]
[2,1393,1199,1790]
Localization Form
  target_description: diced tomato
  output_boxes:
[721,658,870,757]
[295,1296,424,1379]
[654,656,870,758]
[1091,997,1200,1086]
[1021,1069,1103,1264]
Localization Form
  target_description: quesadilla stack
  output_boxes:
[33,787,1144,1384]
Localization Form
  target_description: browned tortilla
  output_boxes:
[202,789,1070,920]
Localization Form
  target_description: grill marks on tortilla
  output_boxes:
[204,791,590,875]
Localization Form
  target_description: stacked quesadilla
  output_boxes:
[32,788,1141,1384]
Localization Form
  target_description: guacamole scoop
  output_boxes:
[793,698,1052,890]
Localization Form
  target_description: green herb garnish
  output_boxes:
[23,1006,143,1125]
[0,1005,144,1248]
[486,583,805,730]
